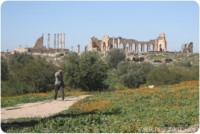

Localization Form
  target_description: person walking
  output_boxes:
[54,69,65,100]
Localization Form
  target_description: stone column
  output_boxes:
[84,45,87,52]
[101,42,104,51]
[142,44,144,52]
[153,44,158,51]
[154,39,157,51]
[48,33,50,49]
[117,38,120,48]
[106,42,109,51]
[54,34,56,49]
[77,44,80,54]
[136,43,139,53]
[60,33,62,50]
[89,38,93,51]
[123,43,126,51]
[63,33,65,51]
[130,44,133,52]
[146,44,149,52]
[113,37,115,48]
[57,33,59,51]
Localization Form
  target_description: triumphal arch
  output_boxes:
[89,33,167,53]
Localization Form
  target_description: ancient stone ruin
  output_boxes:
[33,34,44,49]
[181,42,193,54]
[89,33,167,53]
[14,33,68,55]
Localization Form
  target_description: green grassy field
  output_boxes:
[1,81,199,133]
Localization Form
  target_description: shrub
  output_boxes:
[106,48,126,69]
[117,62,152,88]
[120,72,141,88]
[63,51,108,91]
[147,65,181,85]
[1,57,9,81]
[9,52,33,66]
[79,52,108,90]
[169,65,199,81]
[62,52,80,89]
[104,69,126,90]
[117,61,130,75]
[1,55,56,96]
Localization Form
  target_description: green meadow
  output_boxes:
[2,81,199,133]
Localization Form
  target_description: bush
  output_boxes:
[147,65,183,86]
[63,51,108,91]
[79,52,108,90]
[117,62,152,88]
[1,57,9,81]
[147,61,199,86]
[62,52,80,89]
[104,69,126,90]
[106,48,126,69]
[9,52,33,66]
[169,65,199,81]
[1,55,56,96]
[120,72,141,88]
[117,61,130,75]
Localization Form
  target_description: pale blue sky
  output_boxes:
[1,1,199,52]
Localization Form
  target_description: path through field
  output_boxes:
[1,95,91,121]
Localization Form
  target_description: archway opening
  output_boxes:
[159,44,162,51]
[138,44,142,53]
[144,44,147,52]
[109,43,113,49]
[103,42,106,51]
[150,44,154,51]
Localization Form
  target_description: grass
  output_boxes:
[1,80,199,133]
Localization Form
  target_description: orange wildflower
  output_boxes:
[74,100,110,112]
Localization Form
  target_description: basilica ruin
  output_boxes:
[89,33,167,53]
[11,32,194,58]
[14,33,68,55]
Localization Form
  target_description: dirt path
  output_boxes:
[1,95,91,121]
[160,125,199,133]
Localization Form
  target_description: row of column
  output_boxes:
[127,44,154,53]
[111,42,154,53]
[53,33,65,51]
[106,43,154,53]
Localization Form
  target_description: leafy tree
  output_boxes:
[3,56,56,95]
[117,61,152,88]
[117,61,130,75]
[106,48,126,69]
[1,57,9,81]
[79,51,108,90]
[63,51,108,91]
[21,56,56,92]
[9,52,33,66]
[120,72,141,88]
[62,52,80,89]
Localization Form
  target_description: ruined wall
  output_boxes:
[33,35,44,49]
[181,42,193,53]
[14,47,28,53]
[90,33,167,53]
[156,33,167,52]
[89,37,102,51]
